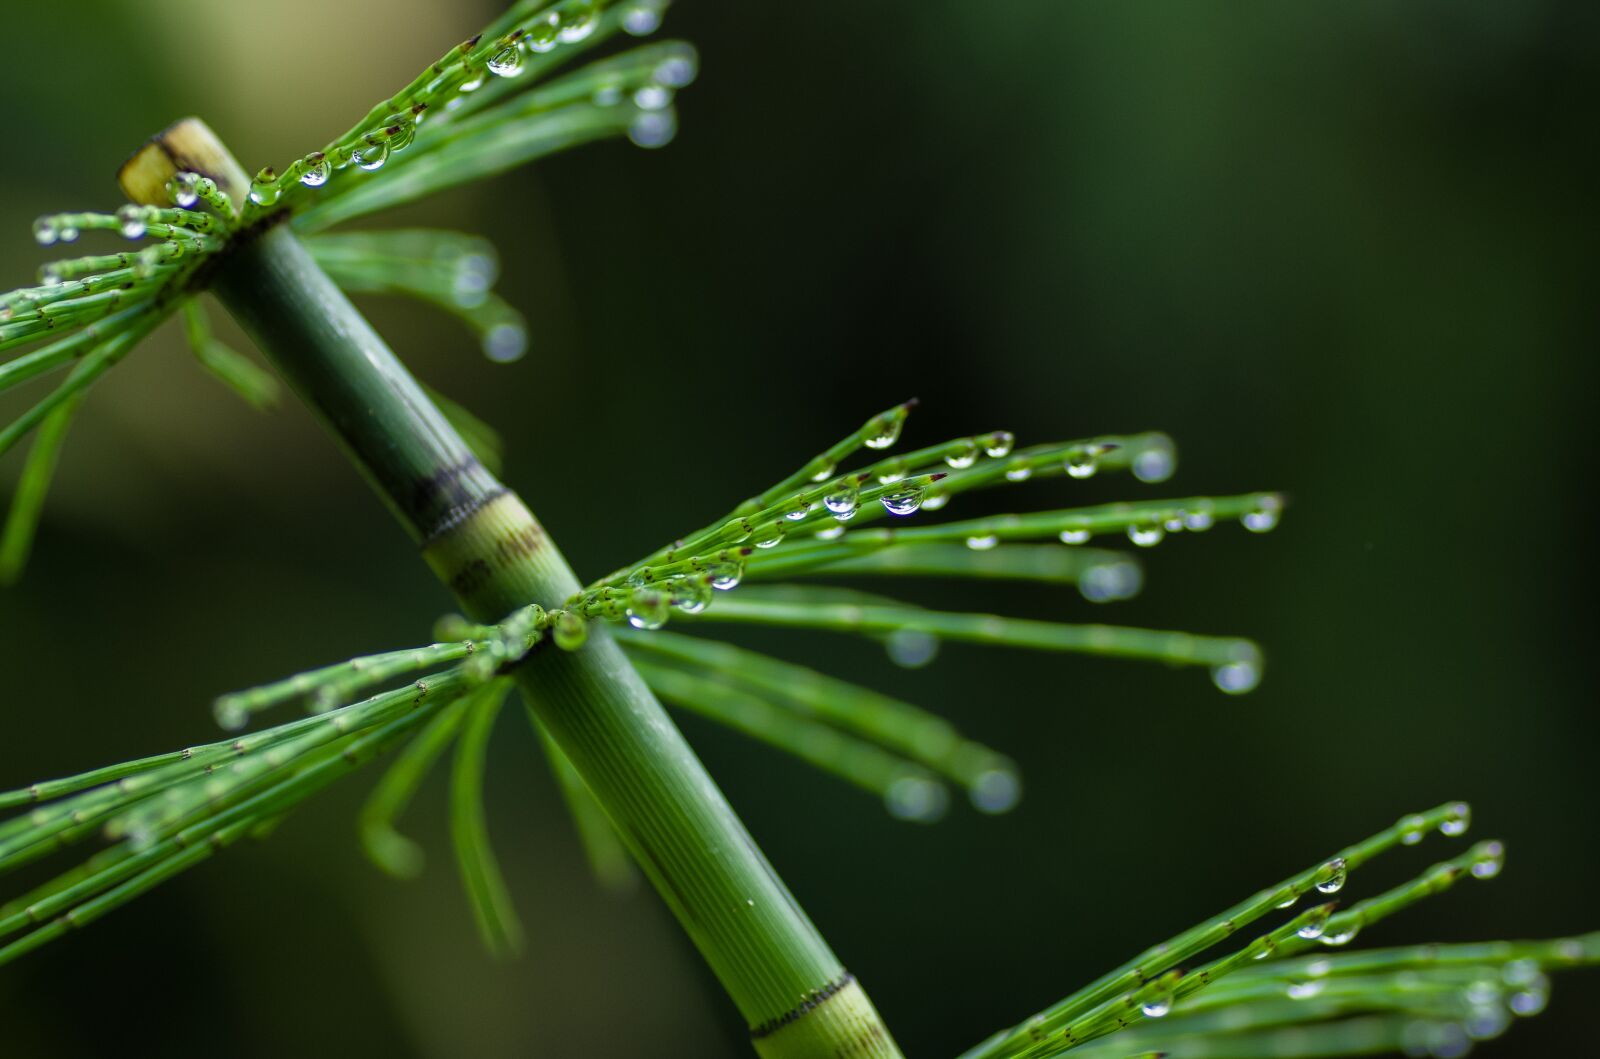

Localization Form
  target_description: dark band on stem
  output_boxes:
[749,971,857,1039]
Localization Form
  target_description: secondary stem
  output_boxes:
[121,119,901,1058]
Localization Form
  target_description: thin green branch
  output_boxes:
[450,680,522,957]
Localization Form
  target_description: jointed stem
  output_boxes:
[122,120,900,1057]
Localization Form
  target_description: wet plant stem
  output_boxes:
[121,121,899,1059]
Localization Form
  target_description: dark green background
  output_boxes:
[2,1,1594,1056]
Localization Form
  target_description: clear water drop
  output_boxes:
[116,205,147,239]
[823,484,860,520]
[877,459,907,485]
[553,611,588,650]
[1242,495,1282,533]
[985,431,1015,458]
[1004,463,1033,482]
[1127,523,1165,547]
[881,489,925,516]
[558,2,599,43]
[625,589,670,630]
[212,698,248,732]
[1064,450,1098,479]
[864,417,902,450]
[1315,858,1348,894]
[655,56,697,88]
[1211,659,1260,694]
[1132,441,1176,483]
[483,322,528,363]
[526,14,560,52]
[672,578,712,615]
[1140,995,1172,1019]
[815,524,846,541]
[1297,905,1332,940]
[1058,527,1091,545]
[1183,502,1215,531]
[920,490,949,511]
[299,154,331,187]
[32,218,58,246]
[384,118,416,152]
[1276,893,1299,909]
[458,64,486,92]
[944,441,979,469]
[629,109,677,149]
[353,138,389,171]
[809,460,836,483]
[622,2,663,36]
[752,522,787,549]
[784,497,812,521]
[634,84,672,111]
[1286,980,1324,1000]
[970,768,1021,814]
[1319,925,1359,947]
[965,535,999,551]
[710,562,744,591]
[1440,802,1471,836]
[1471,841,1504,879]
[884,776,948,822]
[169,175,199,208]
[1079,561,1142,603]
[487,44,524,77]
[886,629,939,668]
[1397,813,1427,844]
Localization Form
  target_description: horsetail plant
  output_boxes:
[1,2,1592,1056]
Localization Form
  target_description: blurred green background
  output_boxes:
[2,1,1594,1055]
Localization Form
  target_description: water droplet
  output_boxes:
[1058,527,1091,545]
[116,205,147,239]
[213,698,248,732]
[1242,495,1282,533]
[1471,841,1504,879]
[458,63,486,92]
[752,522,787,548]
[384,118,416,152]
[672,577,712,615]
[487,44,524,77]
[1275,893,1299,909]
[886,629,939,669]
[970,768,1021,813]
[1509,980,1549,1016]
[655,56,697,88]
[634,84,672,111]
[526,14,560,52]
[920,490,949,511]
[985,431,1015,458]
[945,441,979,469]
[1297,905,1333,940]
[1127,523,1165,547]
[248,169,279,206]
[1078,561,1142,603]
[809,460,837,483]
[558,2,599,43]
[1399,813,1427,845]
[1251,937,1278,960]
[1211,659,1260,694]
[629,109,677,149]
[553,611,588,650]
[1306,959,1333,978]
[1440,802,1471,836]
[815,524,846,541]
[864,416,903,450]
[353,138,390,171]
[1319,924,1360,947]
[483,322,528,363]
[38,265,63,287]
[299,153,331,187]
[881,489,925,516]
[1286,980,1324,1000]
[622,2,663,36]
[1132,441,1177,483]
[884,775,948,822]
[626,588,670,630]
[876,459,907,485]
[784,497,812,521]
[169,175,199,208]
[965,535,998,551]
[823,484,860,520]
[1465,1002,1511,1040]
[1315,858,1348,894]
[1140,995,1172,1019]
[1004,462,1033,482]
[1183,502,1215,532]
[1064,450,1098,479]
[710,562,744,591]
[32,218,58,246]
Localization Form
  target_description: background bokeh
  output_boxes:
[2,1,1595,1056]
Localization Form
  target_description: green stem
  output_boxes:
[133,120,900,1056]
